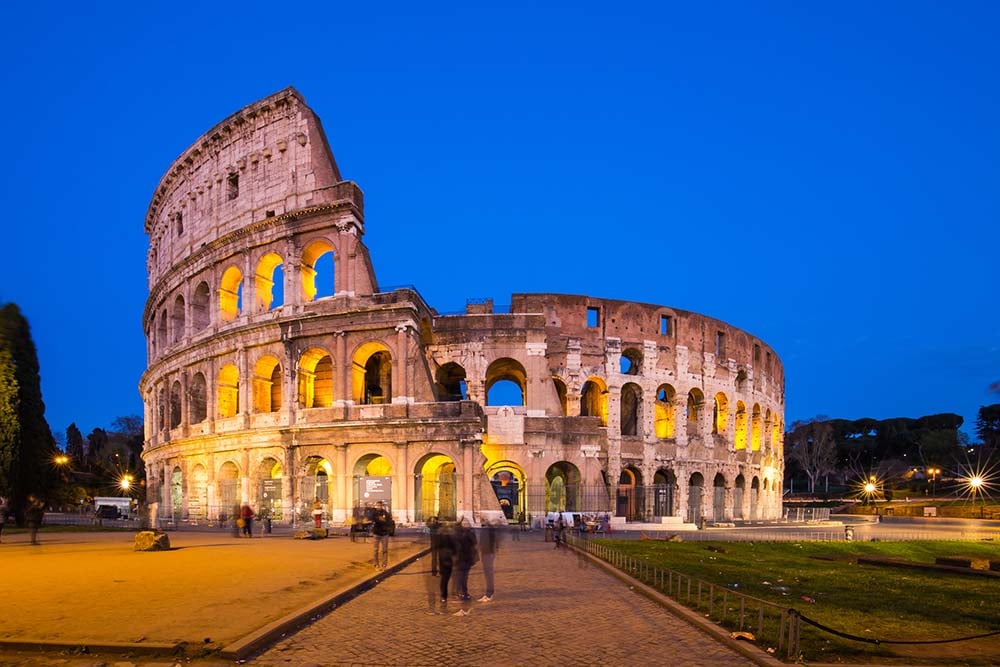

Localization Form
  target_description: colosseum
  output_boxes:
[140,87,785,529]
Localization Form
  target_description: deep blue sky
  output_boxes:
[1,2,997,440]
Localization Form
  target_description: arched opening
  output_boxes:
[733,474,746,519]
[255,252,285,311]
[171,295,185,344]
[749,477,760,520]
[687,472,704,524]
[435,362,467,401]
[217,461,240,518]
[170,466,183,520]
[713,392,729,435]
[620,382,642,436]
[169,380,182,429]
[299,348,334,408]
[353,454,394,519]
[190,464,208,521]
[687,389,704,437]
[217,364,239,418]
[712,472,726,521]
[751,404,763,451]
[192,281,211,332]
[351,342,392,404]
[256,457,284,520]
[764,409,773,448]
[620,347,642,375]
[552,377,568,416]
[253,355,282,413]
[301,456,334,519]
[545,462,581,513]
[157,309,168,350]
[734,401,748,450]
[189,372,207,423]
[654,384,676,438]
[219,265,243,322]
[415,454,456,522]
[301,239,335,302]
[485,358,527,406]
[485,461,526,521]
[580,377,608,426]
[653,469,676,518]
[616,467,643,520]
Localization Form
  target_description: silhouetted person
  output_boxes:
[478,520,499,602]
[0,497,10,543]
[454,517,478,605]
[553,514,565,548]
[426,515,441,575]
[437,523,456,611]
[371,501,393,570]
[312,498,324,528]
[26,495,45,545]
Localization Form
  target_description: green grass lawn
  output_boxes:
[593,539,1000,663]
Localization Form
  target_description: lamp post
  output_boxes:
[928,467,941,497]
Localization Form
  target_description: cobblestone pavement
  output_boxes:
[251,534,759,666]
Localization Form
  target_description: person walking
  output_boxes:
[371,501,393,570]
[477,519,499,602]
[426,515,441,575]
[454,517,478,604]
[240,502,255,537]
[437,522,456,611]
[26,495,45,545]
[553,514,564,548]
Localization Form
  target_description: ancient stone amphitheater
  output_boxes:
[140,88,784,528]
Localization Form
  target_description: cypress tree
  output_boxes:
[0,303,57,515]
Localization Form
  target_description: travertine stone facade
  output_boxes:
[140,88,784,527]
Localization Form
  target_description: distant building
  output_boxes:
[139,88,785,527]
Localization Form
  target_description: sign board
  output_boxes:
[923,506,937,517]
[358,476,392,505]
[261,478,281,501]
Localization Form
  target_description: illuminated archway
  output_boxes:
[734,401,748,450]
[485,460,526,520]
[301,456,334,516]
[217,364,239,418]
[219,265,243,322]
[353,342,392,404]
[301,239,335,302]
[751,404,763,451]
[580,377,608,426]
[713,392,729,435]
[217,461,240,516]
[299,348,334,408]
[190,464,208,520]
[253,355,282,413]
[687,389,704,437]
[256,457,284,519]
[416,453,457,521]
[545,462,581,513]
[254,252,284,311]
[654,384,676,438]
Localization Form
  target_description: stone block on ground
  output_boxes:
[134,531,171,551]
[294,528,328,540]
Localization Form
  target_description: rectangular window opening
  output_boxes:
[753,344,761,364]
[586,307,600,328]
[227,174,239,201]
[716,331,726,358]
[660,314,672,336]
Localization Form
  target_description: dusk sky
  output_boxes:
[1,2,997,442]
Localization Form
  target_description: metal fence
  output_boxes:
[570,534,802,659]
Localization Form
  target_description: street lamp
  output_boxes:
[928,467,941,497]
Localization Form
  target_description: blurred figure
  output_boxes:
[0,496,10,542]
[426,515,441,575]
[240,502,255,537]
[371,501,393,570]
[26,495,45,545]
[454,517,478,604]
[311,498,324,528]
[232,503,241,537]
[477,519,499,602]
[553,514,564,548]
[433,522,456,613]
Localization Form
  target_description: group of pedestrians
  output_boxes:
[427,516,502,616]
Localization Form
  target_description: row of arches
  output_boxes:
[150,240,340,356]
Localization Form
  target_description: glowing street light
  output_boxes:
[54,454,70,466]
[927,467,941,497]
[119,474,133,492]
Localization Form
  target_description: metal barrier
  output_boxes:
[570,535,802,659]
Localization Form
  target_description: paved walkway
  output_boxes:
[0,527,763,666]
[253,535,759,667]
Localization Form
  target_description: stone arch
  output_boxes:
[713,392,729,435]
[749,476,760,520]
[653,468,676,517]
[687,388,704,437]
[157,308,168,350]
[712,472,726,521]
[485,357,527,406]
[620,382,642,436]
[435,362,467,401]
[171,294,185,345]
[170,466,183,518]
[299,347,334,408]
[620,347,642,375]
[654,384,676,439]
[552,377,568,416]
[253,355,282,413]
[751,403,763,451]
[191,281,210,332]
[219,265,243,322]
[352,341,392,405]
[580,376,608,426]
[734,473,746,519]
[734,401,748,450]
[301,455,334,515]
[217,364,240,418]
[687,472,705,524]
[771,411,782,449]
[190,463,208,520]
[256,456,284,519]
[415,453,457,522]
[616,466,643,520]
[485,460,526,521]
[169,380,182,429]
[255,251,284,311]
[189,372,207,423]
[217,461,240,515]
[301,238,335,302]
[545,461,582,513]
